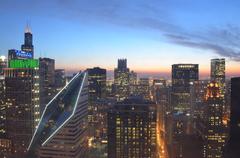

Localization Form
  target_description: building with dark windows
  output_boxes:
[54,69,66,91]
[87,67,107,137]
[0,56,7,141]
[211,58,225,96]
[87,67,107,101]
[171,64,199,113]
[223,77,240,158]
[170,64,199,158]
[0,56,7,139]
[114,59,130,101]
[21,25,34,56]
[39,58,55,114]
[202,82,226,158]
[27,72,88,158]
[0,78,5,137]
[4,59,40,158]
[108,97,157,158]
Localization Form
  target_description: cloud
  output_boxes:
[1,0,240,61]
[54,0,240,61]
[165,25,240,61]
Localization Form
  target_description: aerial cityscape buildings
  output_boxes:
[0,14,239,158]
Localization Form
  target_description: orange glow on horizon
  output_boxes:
[56,64,239,78]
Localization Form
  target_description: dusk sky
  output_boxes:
[0,0,240,78]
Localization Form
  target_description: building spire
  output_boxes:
[25,21,31,33]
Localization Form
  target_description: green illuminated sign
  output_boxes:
[9,59,39,68]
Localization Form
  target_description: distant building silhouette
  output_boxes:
[114,59,130,101]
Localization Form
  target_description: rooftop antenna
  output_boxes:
[25,20,32,33]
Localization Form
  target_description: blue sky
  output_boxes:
[0,0,240,77]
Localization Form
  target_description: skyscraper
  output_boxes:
[223,77,240,158]
[87,67,107,101]
[28,72,88,158]
[211,58,225,96]
[21,25,34,57]
[170,64,199,158]
[54,69,66,91]
[39,58,55,114]
[108,97,157,158]
[203,82,226,158]
[114,59,130,101]
[129,70,137,85]
[5,59,40,157]
[172,64,199,113]
[138,78,151,100]
[87,67,107,137]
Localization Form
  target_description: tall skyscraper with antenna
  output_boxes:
[21,24,34,58]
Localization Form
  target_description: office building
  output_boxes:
[87,67,107,137]
[129,71,137,85]
[170,64,199,158]
[114,59,130,101]
[27,72,88,158]
[5,59,40,157]
[203,82,226,158]
[108,97,157,158]
[39,58,55,114]
[171,64,199,113]
[138,78,151,100]
[211,58,225,96]
[223,77,240,158]
[54,69,66,90]
[87,67,107,101]
[21,25,34,56]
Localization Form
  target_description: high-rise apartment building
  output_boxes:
[108,97,157,158]
[28,72,88,158]
[114,59,130,101]
[5,59,40,157]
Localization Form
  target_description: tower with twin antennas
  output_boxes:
[21,23,34,58]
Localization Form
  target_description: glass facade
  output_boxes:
[28,72,87,152]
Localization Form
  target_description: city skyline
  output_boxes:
[1,0,240,78]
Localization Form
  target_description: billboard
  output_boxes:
[8,49,33,60]
[15,50,33,58]
[9,59,39,68]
